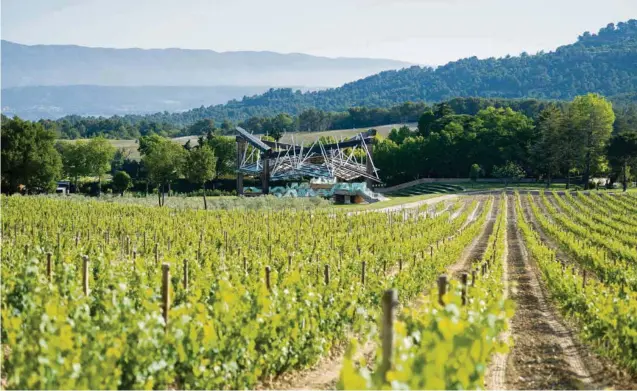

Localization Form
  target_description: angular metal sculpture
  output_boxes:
[235,126,379,195]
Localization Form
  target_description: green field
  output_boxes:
[278,123,414,144]
[60,137,189,161]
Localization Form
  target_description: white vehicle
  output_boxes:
[56,181,71,195]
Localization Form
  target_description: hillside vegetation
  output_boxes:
[35,98,558,139]
[62,19,637,127]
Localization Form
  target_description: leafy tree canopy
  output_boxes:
[1,116,62,193]
[112,171,132,196]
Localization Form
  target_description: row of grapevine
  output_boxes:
[553,192,637,244]
[577,192,637,229]
[585,192,637,218]
[565,193,637,236]
[605,193,637,215]
[339,195,513,389]
[515,193,637,372]
[1,195,488,389]
[527,194,637,291]
[536,193,637,264]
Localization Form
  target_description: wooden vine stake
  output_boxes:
[582,270,587,290]
[324,264,330,285]
[82,255,89,296]
[361,261,366,285]
[46,252,53,281]
[379,289,398,382]
[183,259,189,291]
[161,263,170,330]
[265,266,271,291]
[437,274,447,306]
[461,273,468,306]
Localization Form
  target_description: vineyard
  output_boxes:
[2,192,637,389]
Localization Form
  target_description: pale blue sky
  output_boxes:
[2,0,635,64]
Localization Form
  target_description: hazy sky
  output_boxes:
[2,0,635,64]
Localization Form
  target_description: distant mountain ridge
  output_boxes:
[3,20,636,126]
[0,85,322,120]
[102,19,636,126]
[0,40,412,88]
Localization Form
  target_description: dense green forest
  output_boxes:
[377,96,637,187]
[21,97,563,139]
[35,19,637,134]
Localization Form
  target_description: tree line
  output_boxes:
[1,116,237,208]
[376,94,637,190]
[21,97,561,140]
[3,94,636,196]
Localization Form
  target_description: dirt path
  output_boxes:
[504,194,595,390]
[374,194,458,213]
[460,198,483,230]
[260,339,375,390]
[450,200,468,220]
[447,197,495,278]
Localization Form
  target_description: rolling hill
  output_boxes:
[3,20,636,127]
[0,85,319,120]
[101,19,637,126]
[1,40,411,119]
[1,40,411,88]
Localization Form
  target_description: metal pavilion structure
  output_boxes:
[235,126,380,195]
